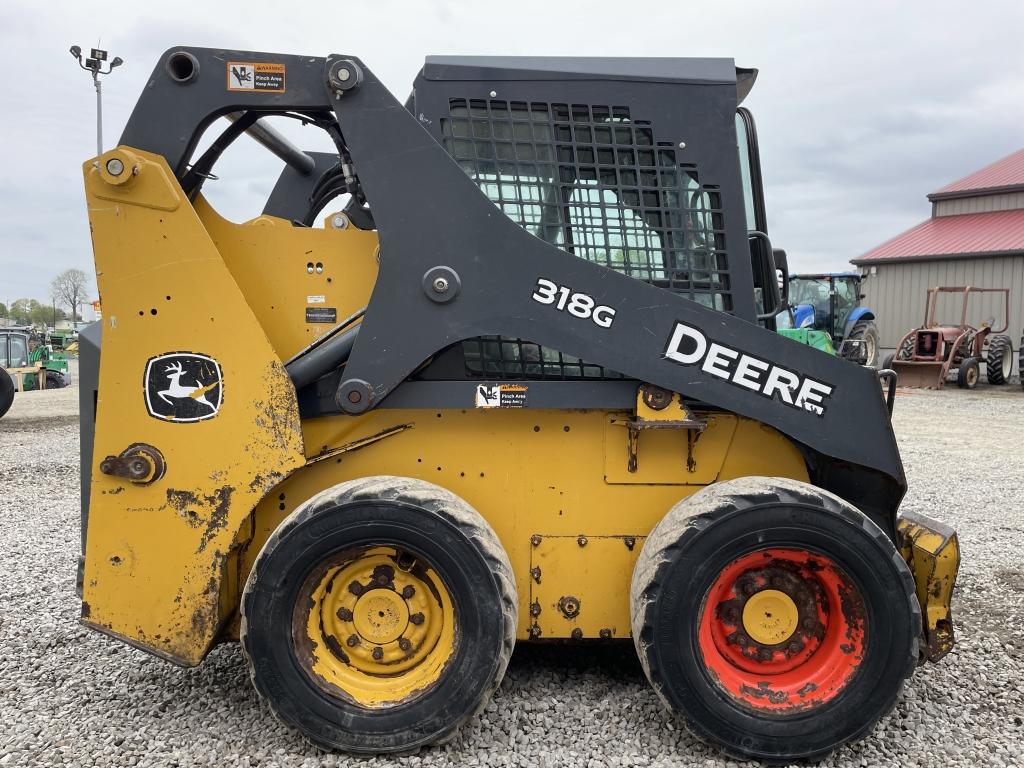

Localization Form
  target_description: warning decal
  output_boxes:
[227,62,286,92]
[475,384,528,408]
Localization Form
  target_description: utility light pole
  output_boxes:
[70,45,124,157]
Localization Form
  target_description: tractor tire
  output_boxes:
[630,477,919,764]
[241,476,516,755]
[45,370,68,389]
[896,336,914,360]
[844,320,879,367]
[957,357,980,389]
[985,334,1012,385]
[0,369,13,419]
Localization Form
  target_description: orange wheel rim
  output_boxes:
[697,548,866,712]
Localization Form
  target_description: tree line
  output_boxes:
[0,269,91,326]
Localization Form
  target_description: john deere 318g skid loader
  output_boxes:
[77,48,960,762]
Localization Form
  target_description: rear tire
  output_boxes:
[241,476,516,754]
[0,369,13,418]
[630,477,918,764]
[896,335,914,360]
[985,334,1012,385]
[957,357,979,389]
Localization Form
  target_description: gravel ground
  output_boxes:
[1,373,1022,767]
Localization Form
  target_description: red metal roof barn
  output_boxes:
[852,148,1024,372]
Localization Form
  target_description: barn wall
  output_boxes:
[933,191,1024,216]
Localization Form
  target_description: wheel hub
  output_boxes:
[293,546,456,706]
[699,548,866,712]
[352,589,409,644]
[741,589,798,646]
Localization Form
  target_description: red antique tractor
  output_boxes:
[883,286,1013,389]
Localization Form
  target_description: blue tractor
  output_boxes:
[778,273,879,366]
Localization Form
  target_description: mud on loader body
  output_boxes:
[77,48,960,762]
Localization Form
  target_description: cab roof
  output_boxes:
[422,56,758,104]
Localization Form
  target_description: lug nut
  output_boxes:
[409,612,425,625]
[348,581,364,596]
[402,585,415,599]
[372,647,383,661]
[398,637,412,652]
[336,607,353,621]
[346,634,360,647]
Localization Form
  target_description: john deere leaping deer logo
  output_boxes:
[144,353,223,423]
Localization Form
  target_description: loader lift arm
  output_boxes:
[119,48,905,532]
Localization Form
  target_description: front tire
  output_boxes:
[844,320,879,367]
[630,477,918,763]
[957,357,979,389]
[241,476,516,754]
[986,334,1012,385]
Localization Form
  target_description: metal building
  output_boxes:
[851,148,1024,369]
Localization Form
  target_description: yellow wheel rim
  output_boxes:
[292,546,456,707]
[741,588,799,646]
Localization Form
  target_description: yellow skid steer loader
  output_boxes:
[77,48,959,763]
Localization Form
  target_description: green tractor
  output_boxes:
[0,328,71,418]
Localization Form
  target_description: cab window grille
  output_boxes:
[441,98,730,379]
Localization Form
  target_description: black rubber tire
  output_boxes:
[45,371,68,389]
[241,476,516,754]
[896,335,914,360]
[881,352,895,371]
[0,369,13,419]
[985,334,1012,385]
[844,321,879,367]
[957,357,980,389]
[630,476,919,764]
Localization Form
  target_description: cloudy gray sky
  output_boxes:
[2,0,1021,308]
